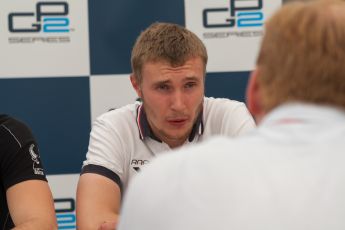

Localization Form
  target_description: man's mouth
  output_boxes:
[167,118,189,127]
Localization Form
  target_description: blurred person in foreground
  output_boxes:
[118,1,345,229]
[76,22,255,230]
[0,115,57,229]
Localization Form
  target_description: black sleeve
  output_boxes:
[81,164,123,194]
[0,117,47,191]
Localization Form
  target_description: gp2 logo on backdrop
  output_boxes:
[55,198,76,229]
[8,1,70,33]
[203,0,263,28]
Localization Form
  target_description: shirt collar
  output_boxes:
[260,102,345,127]
[136,104,204,143]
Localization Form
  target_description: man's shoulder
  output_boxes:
[202,97,255,135]
[203,97,246,112]
[90,102,141,141]
[0,115,35,146]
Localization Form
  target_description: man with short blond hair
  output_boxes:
[118,1,345,229]
[76,22,255,229]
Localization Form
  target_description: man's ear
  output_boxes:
[246,68,264,122]
[130,74,142,98]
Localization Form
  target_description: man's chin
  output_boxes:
[163,132,189,142]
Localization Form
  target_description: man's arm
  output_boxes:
[6,180,57,229]
[76,173,121,230]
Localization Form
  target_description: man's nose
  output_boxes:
[170,91,186,111]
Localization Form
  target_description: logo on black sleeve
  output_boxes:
[29,143,44,175]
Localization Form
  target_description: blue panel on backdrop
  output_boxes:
[0,77,91,175]
[205,71,250,103]
[89,0,185,75]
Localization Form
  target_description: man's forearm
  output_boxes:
[13,218,57,230]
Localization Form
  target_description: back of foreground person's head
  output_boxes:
[131,22,208,84]
[252,0,345,115]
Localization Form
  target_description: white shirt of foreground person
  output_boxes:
[118,103,345,230]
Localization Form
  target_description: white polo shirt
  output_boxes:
[118,103,345,230]
[82,97,255,192]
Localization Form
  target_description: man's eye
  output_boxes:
[157,85,170,91]
[185,82,196,88]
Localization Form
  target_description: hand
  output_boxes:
[98,221,117,230]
